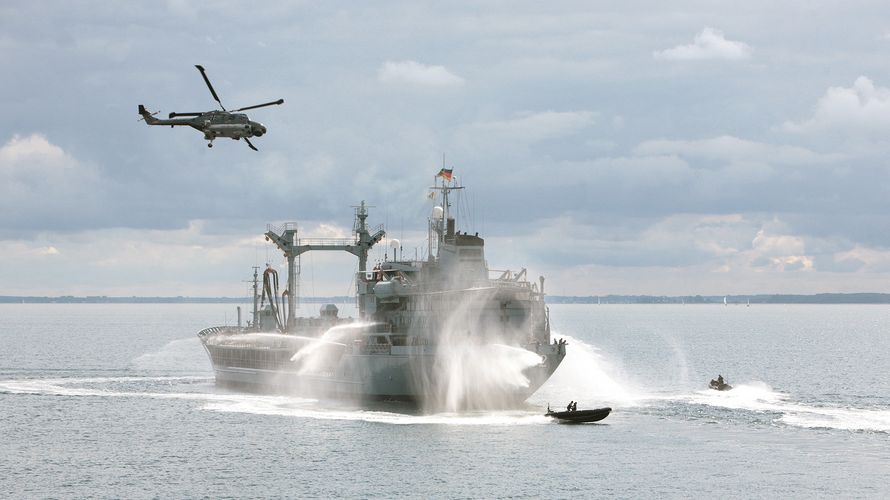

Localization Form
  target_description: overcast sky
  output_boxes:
[3,1,890,297]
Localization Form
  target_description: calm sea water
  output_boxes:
[1,303,888,498]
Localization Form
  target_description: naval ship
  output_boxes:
[198,177,566,409]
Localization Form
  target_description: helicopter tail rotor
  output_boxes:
[137,104,160,124]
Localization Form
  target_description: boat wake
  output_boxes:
[534,335,890,434]
[0,375,550,426]
[676,382,890,433]
[1,376,220,399]
[5,334,885,432]
[203,397,550,426]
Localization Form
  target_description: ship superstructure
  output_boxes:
[198,177,566,409]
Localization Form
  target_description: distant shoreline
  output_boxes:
[548,293,890,304]
[3,293,890,305]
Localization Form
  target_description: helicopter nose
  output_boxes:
[253,123,266,136]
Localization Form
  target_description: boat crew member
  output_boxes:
[567,401,574,412]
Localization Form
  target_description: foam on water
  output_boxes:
[0,376,328,412]
[6,333,886,432]
[673,381,890,433]
[203,398,549,426]
[682,381,787,410]
[0,376,211,398]
[778,407,890,433]
[532,335,890,434]
[0,375,551,426]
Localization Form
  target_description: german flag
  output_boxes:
[436,168,453,182]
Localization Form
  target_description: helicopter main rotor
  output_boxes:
[195,64,226,110]
[192,65,284,114]
[233,99,285,112]
[168,111,203,118]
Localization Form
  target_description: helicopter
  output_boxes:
[138,65,283,151]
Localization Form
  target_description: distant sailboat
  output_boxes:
[746,298,750,307]
[723,296,727,306]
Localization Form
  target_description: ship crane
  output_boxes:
[264,201,385,329]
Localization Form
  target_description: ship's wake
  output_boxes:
[6,333,885,432]
[532,334,890,434]
[203,398,551,426]
[0,376,550,426]
[673,382,890,433]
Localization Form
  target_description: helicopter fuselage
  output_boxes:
[193,112,266,141]
[144,111,266,140]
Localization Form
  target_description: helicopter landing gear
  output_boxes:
[207,142,213,148]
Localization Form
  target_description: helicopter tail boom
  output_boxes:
[139,104,195,126]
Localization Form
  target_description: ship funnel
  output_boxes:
[431,206,444,220]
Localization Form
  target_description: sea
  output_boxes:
[1,303,888,498]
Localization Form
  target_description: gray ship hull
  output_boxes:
[199,328,565,405]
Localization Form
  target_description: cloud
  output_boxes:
[749,229,813,271]
[634,135,830,165]
[460,110,596,143]
[526,212,881,277]
[5,3,890,296]
[654,27,752,61]
[377,60,465,87]
[0,134,105,232]
[505,213,754,270]
[0,224,256,295]
[814,254,865,273]
[829,246,890,273]
[0,219,388,296]
[0,133,67,165]
[782,76,890,135]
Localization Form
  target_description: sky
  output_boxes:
[3,1,890,297]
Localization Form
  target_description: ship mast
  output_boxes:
[250,266,259,329]
[429,176,463,257]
